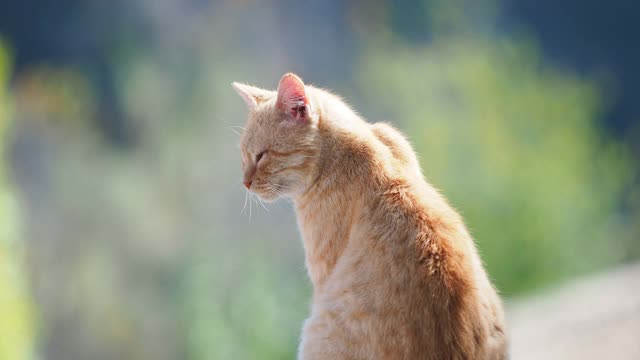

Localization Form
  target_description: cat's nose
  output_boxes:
[243,180,252,189]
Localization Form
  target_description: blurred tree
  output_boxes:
[0,41,34,360]
[0,0,149,146]
[360,34,635,295]
[502,0,640,137]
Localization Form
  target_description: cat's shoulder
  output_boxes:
[370,122,422,177]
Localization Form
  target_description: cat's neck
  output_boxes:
[293,108,379,291]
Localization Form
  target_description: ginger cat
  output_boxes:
[233,73,507,359]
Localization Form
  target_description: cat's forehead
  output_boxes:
[241,110,277,150]
[253,103,281,124]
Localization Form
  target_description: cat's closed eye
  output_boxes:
[256,150,267,164]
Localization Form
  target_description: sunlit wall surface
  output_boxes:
[0,0,638,359]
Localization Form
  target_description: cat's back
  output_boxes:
[306,124,506,359]
[308,185,506,359]
[371,125,507,359]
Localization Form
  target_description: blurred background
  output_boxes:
[0,0,638,359]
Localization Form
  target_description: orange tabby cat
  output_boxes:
[233,73,507,359]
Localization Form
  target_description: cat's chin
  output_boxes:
[256,194,280,203]
[251,189,284,203]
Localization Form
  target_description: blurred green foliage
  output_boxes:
[0,41,34,360]
[360,35,635,295]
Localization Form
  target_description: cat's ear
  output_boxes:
[276,73,309,122]
[232,82,273,110]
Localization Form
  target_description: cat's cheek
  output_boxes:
[262,194,280,203]
[285,178,308,197]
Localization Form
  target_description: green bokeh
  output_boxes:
[0,41,34,360]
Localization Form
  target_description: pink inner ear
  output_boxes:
[277,73,308,119]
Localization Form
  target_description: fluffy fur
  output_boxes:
[233,73,507,359]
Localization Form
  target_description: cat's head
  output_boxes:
[232,73,320,201]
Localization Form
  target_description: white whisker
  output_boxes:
[256,196,269,212]
[250,193,263,215]
[242,189,248,215]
